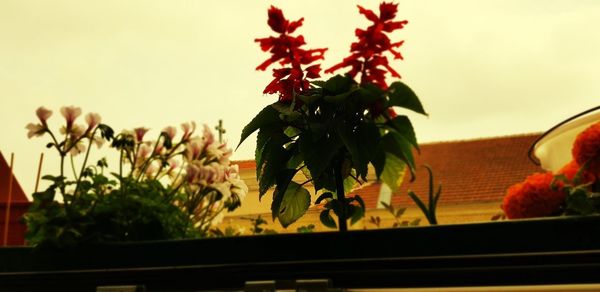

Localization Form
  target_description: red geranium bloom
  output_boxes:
[256,6,327,103]
[325,2,408,89]
[502,172,566,219]
[558,160,596,184]
[572,121,600,177]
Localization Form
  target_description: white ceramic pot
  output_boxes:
[532,106,600,172]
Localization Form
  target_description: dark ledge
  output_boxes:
[1,215,600,291]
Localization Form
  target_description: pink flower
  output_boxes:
[60,106,82,130]
[36,106,53,126]
[85,112,101,131]
[162,126,177,141]
[25,123,45,138]
[181,122,197,140]
[186,137,204,161]
[203,124,215,147]
[133,127,149,142]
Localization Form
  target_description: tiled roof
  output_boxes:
[389,133,544,208]
[234,133,545,210]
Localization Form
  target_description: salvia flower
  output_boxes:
[572,121,600,177]
[255,6,327,102]
[502,172,566,219]
[325,2,408,89]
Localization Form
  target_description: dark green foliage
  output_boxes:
[24,163,196,249]
[239,74,426,229]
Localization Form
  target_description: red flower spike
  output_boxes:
[326,2,408,90]
[256,6,327,103]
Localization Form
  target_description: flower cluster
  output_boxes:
[503,121,600,219]
[114,122,248,230]
[502,172,566,219]
[26,106,248,238]
[572,121,600,176]
[26,106,105,156]
[325,2,408,89]
[255,6,327,103]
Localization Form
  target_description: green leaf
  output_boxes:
[388,115,419,151]
[349,205,364,225]
[380,153,407,192]
[297,93,321,104]
[237,104,281,149]
[387,81,427,116]
[337,122,380,179]
[311,80,327,88]
[275,181,311,228]
[259,135,292,198]
[299,131,341,180]
[357,83,385,105]
[567,188,595,215]
[319,209,337,229]
[323,75,354,95]
[381,132,416,177]
[315,192,333,205]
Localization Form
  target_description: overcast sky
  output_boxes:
[1,0,599,196]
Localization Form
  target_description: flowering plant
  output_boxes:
[25,106,247,247]
[503,121,600,219]
[240,3,427,230]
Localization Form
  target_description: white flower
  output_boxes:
[181,121,197,140]
[35,106,52,126]
[85,112,101,131]
[229,177,248,202]
[68,141,86,156]
[25,123,45,138]
[60,106,82,129]
[202,124,215,146]
[162,126,177,141]
[133,127,149,143]
[185,137,204,161]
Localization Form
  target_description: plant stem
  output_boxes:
[335,157,348,232]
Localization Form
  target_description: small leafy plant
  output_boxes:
[24,106,248,247]
[240,2,427,231]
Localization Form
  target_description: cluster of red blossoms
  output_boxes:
[502,121,600,219]
[256,2,408,102]
[325,2,408,89]
[255,6,327,103]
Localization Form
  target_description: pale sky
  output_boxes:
[1,0,599,197]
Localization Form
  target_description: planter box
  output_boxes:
[1,215,600,291]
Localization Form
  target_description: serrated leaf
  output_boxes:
[388,115,419,151]
[337,122,380,180]
[387,81,427,116]
[380,153,407,192]
[237,104,281,149]
[299,131,340,180]
[320,209,337,229]
[259,135,292,198]
[270,169,296,220]
[275,181,311,228]
[567,188,595,215]
[381,132,416,177]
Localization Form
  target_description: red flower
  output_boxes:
[502,172,566,219]
[256,6,327,103]
[558,160,596,184]
[325,2,408,89]
[572,121,600,177]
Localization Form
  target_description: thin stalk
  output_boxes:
[73,130,97,200]
[334,158,348,231]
